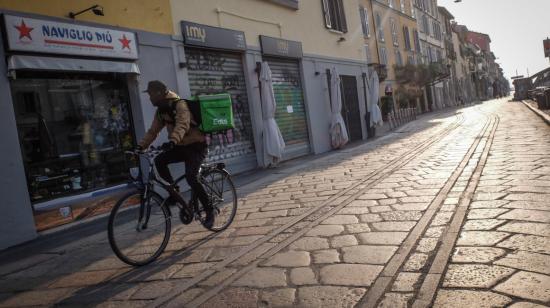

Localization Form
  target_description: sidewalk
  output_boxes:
[522,99,550,125]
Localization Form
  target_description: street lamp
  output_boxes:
[68,5,104,19]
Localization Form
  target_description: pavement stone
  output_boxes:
[359,214,384,222]
[463,219,507,230]
[403,253,429,271]
[391,272,422,292]
[288,237,329,251]
[357,232,408,245]
[259,288,296,307]
[290,267,317,285]
[494,271,550,302]
[467,209,510,219]
[504,201,550,211]
[232,268,287,288]
[342,245,398,264]
[443,264,515,288]
[198,288,259,308]
[330,235,358,248]
[416,237,439,253]
[433,290,511,308]
[451,246,507,263]
[312,250,340,264]
[380,211,423,221]
[378,292,413,308]
[306,225,345,237]
[456,231,510,246]
[497,234,550,254]
[371,221,417,231]
[494,250,550,275]
[297,286,366,308]
[263,251,311,267]
[321,215,359,225]
[508,302,550,308]
[345,223,372,233]
[425,226,446,238]
[319,264,383,286]
[497,222,550,237]
[498,209,550,223]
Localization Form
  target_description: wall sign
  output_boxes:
[260,35,302,59]
[181,21,246,51]
[3,14,138,59]
[544,38,550,58]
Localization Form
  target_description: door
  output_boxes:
[340,75,363,141]
[186,48,256,172]
[264,57,310,159]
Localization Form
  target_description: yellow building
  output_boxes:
[359,0,419,107]
[0,0,173,34]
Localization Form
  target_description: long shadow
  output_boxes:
[0,107,465,305]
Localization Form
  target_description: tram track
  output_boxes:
[151,111,469,307]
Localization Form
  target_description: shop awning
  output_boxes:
[7,55,140,74]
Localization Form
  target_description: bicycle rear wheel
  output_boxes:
[108,191,171,266]
[200,169,237,231]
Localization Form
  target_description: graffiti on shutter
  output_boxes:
[186,48,255,162]
[265,58,310,150]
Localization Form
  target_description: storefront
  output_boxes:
[260,36,310,159]
[1,13,141,234]
[181,21,257,173]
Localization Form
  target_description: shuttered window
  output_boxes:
[321,0,348,33]
[376,12,385,42]
[403,26,412,50]
[359,6,370,37]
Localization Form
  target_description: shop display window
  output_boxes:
[11,72,137,203]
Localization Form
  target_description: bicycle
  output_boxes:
[107,145,238,266]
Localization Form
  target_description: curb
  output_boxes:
[521,100,550,125]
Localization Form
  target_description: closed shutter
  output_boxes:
[264,57,310,159]
[185,48,256,170]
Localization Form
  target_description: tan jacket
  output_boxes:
[139,91,205,148]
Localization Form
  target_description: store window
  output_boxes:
[11,72,137,204]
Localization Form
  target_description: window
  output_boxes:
[395,49,403,66]
[376,12,385,42]
[433,22,441,40]
[411,5,416,18]
[401,0,406,13]
[436,49,442,61]
[389,0,395,8]
[322,0,348,33]
[413,29,421,52]
[359,6,370,37]
[267,0,299,10]
[403,26,412,50]
[390,18,398,46]
[10,72,136,203]
[380,47,388,64]
[422,15,430,34]
[365,44,372,63]
[407,54,415,64]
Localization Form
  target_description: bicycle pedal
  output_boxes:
[179,208,193,225]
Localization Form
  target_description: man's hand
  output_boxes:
[135,145,144,152]
[161,141,175,151]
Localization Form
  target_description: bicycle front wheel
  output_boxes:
[108,191,171,266]
[200,169,238,231]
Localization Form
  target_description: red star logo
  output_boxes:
[14,20,33,40]
[119,35,131,50]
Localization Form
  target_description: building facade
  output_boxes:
[0,0,376,248]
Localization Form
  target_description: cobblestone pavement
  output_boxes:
[0,98,548,308]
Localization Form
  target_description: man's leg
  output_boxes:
[154,148,182,184]
[183,143,212,212]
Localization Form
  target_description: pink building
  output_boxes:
[466,31,491,52]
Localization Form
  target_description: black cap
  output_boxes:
[143,80,167,93]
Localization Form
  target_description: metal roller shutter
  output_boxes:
[186,48,256,170]
[264,57,310,159]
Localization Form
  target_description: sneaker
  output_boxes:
[203,209,215,229]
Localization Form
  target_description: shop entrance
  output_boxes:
[10,71,137,230]
[340,75,363,141]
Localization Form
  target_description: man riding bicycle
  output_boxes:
[137,80,214,228]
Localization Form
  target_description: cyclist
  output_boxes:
[137,80,214,227]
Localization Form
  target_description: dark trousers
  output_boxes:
[155,142,211,211]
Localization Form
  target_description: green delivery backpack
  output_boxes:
[185,93,235,133]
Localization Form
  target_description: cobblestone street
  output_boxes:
[0,98,549,307]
